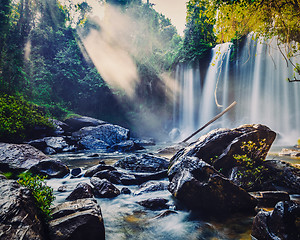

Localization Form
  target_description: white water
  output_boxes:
[174,36,300,144]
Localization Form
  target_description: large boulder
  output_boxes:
[29,159,70,178]
[0,178,47,240]
[72,124,130,149]
[84,163,116,177]
[64,116,107,132]
[90,177,120,198]
[171,124,276,175]
[0,143,49,175]
[137,198,169,210]
[114,153,169,173]
[66,183,94,201]
[49,198,105,240]
[108,140,145,152]
[28,136,78,155]
[252,201,300,240]
[168,156,257,215]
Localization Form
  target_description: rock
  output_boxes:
[170,124,276,175]
[134,181,168,195]
[168,156,257,215]
[0,143,49,176]
[71,168,82,178]
[49,198,105,240]
[57,185,74,192]
[252,201,300,240]
[0,179,46,239]
[92,170,123,184]
[157,142,188,155]
[90,177,120,198]
[279,148,300,157]
[251,191,290,208]
[28,136,77,154]
[87,153,99,158]
[108,140,145,152]
[151,210,177,220]
[263,160,300,194]
[84,164,116,177]
[114,153,169,173]
[29,159,70,178]
[76,136,110,150]
[133,170,168,184]
[133,138,156,146]
[137,198,169,210]
[44,137,69,152]
[72,124,129,149]
[121,187,131,194]
[66,183,94,201]
[64,116,107,132]
[49,118,70,135]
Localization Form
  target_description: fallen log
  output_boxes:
[182,101,237,143]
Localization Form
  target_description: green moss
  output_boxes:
[0,94,53,142]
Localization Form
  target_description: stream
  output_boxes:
[46,143,300,240]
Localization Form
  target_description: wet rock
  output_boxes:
[44,147,56,155]
[109,140,145,152]
[71,168,82,178]
[84,163,116,177]
[0,179,47,240]
[134,181,168,195]
[171,124,276,175]
[133,138,156,146]
[133,170,168,184]
[279,148,300,157]
[49,198,105,240]
[121,187,131,194]
[49,118,70,135]
[168,156,257,215]
[90,177,120,198]
[137,198,169,210]
[263,160,300,194]
[92,170,123,184]
[252,201,300,240]
[0,143,49,176]
[157,142,188,155]
[72,124,129,149]
[44,137,69,151]
[29,159,70,178]
[66,183,94,201]
[64,116,107,132]
[114,153,169,173]
[251,191,290,208]
[151,210,178,220]
[57,185,74,192]
[87,153,99,158]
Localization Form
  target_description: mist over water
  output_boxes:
[174,35,300,145]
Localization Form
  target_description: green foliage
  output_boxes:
[176,0,216,63]
[211,0,300,74]
[2,172,13,179]
[0,94,53,142]
[17,171,55,220]
[233,139,269,187]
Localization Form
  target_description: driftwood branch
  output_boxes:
[288,78,300,82]
[182,101,237,143]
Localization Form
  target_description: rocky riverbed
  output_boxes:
[0,117,299,240]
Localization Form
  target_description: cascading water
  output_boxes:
[174,35,300,144]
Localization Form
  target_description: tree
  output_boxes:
[211,0,300,77]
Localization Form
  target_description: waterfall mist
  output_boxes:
[174,36,300,145]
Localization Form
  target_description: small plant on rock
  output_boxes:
[233,139,269,189]
[18,171,55,221]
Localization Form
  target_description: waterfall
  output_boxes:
[174,36,300,144]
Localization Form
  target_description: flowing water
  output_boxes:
[47,148,255,240]
[173,35,300,145]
